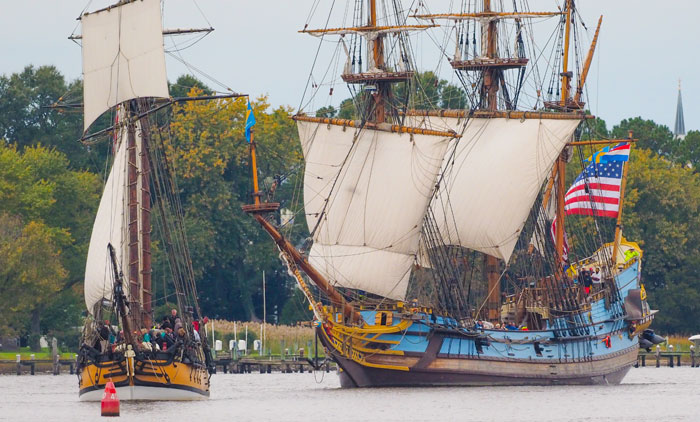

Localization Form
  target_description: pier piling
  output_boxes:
[656,346,660,368]
[691,347,696,368]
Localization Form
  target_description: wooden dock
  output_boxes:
[0,354,76,375]
[635,349,700,368]
[212,353,335,374]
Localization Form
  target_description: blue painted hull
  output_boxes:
[321,262,645,387]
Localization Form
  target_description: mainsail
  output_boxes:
[427,117,580,261]
[81,0,168,132]
[84,123,131,313]
[299,121,451,300]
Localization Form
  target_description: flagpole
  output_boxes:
[250,131,261,206]
[611,131,633,268]
[247,100,262,206]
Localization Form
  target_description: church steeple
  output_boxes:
[674,79,686,140]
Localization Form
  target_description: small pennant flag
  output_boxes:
[245,101,256,143]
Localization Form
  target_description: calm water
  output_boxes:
[0,368,696,421]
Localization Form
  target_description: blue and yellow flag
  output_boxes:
[245,101,256,143]
[584,142,630,164]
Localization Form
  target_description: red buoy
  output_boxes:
[101,380,120,417]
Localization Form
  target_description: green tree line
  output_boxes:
[1,65,699,351]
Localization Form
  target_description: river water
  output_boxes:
[0,368,696,421]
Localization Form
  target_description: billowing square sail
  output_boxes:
[81,0,169,132]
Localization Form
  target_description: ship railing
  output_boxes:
[569,249,640,277]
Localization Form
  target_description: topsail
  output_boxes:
[80,0,168,132]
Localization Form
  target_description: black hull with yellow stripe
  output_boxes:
[78,349,210,401]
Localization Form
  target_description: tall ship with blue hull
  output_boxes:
[244,0,657,387]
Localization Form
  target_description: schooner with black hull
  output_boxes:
[244,0,656,387]
[73,0,239,400]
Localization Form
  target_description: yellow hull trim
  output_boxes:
[78,357,209,401]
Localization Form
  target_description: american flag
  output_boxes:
[564,160,625,218]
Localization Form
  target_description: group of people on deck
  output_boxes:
[93,308,207,354]
[475,320,521,331]
[140,308,206,351]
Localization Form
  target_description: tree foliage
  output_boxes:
[622,149,700,332]
[164,86,304,322]
[394,71,467,110]
[0,65,108,172]
[0,143,100,345]
[612,117,675,158]
[0,217,66,336]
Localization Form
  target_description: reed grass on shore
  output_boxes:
[0,348,73,360]
[206,320,316,357]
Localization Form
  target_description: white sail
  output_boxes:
[84,126,130,313]
[81,0,169,132]
[429,117,581,262]
[299,121,451,300]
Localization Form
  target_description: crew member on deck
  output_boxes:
[624,248,639,263]
[579,268,592,294]
[168,308,178,328]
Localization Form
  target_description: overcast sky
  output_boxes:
[1,1,696,132]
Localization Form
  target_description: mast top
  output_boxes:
[301,0,425,123]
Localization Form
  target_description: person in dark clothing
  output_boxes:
[93,320,112,353]
[160,316,172,331]
[163,327,176,350]
[581,268,593,294]
[167,309,178,329]
[98,321,110,342]
[154,332,165,350]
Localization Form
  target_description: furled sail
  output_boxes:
[428,117,581,262]
[299,121,451,300]
[84,126,130,313]
[81,0,169,132]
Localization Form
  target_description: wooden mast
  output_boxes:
[370,0,386,123]
[483,0,499,109]
[138,102,153,328]
[249,128,261,206]
[126,106,142,331]
[125,101,155,330]
[482,0,501,322]
[554,0,574,267]
[560,0,573,107]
